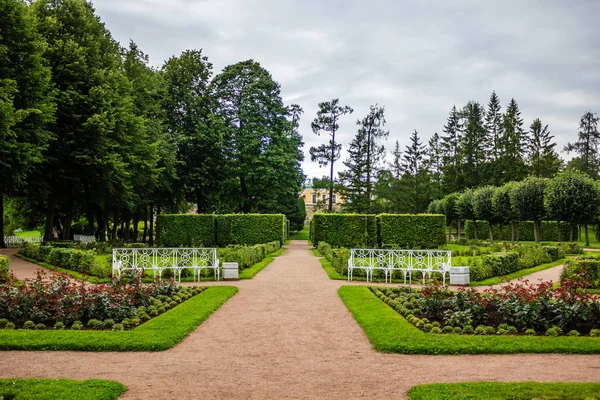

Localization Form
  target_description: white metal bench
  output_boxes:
[347,248,452,285]
[4,236,24,248]
[112,247,220,282]
[74,235,95,244]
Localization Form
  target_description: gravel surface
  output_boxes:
[1,241,599,399]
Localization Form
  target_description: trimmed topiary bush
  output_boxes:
[156,214,216,247]
[379,214,446,249]
[0,254,9,281]
[311,213,377,248]
[216,214,286,246]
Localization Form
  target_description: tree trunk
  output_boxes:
[149,204,154,245]
[578,225,582,241]
[43,202,55,242]
[86,206,95,236]
[511,220,516,242]
[63,205,73,241]
[489,224,494,241]
[328,126,336,213]
[240,177,250,213]
[473,220,478,241]
[557,221,562,243]
[143,206,148,243]
[457,219,462,238]
[111,207,118,241]
[0,195,5,248]
[132,215,139,243]
[570,224,574,242]
[585,224,590,247]
[122,209,130,241]
[534,220,540,243]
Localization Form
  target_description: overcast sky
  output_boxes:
[93,0,600,181]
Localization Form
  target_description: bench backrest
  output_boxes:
[350,248,451,272]
[74,235,95,244]
[112,248,218,270]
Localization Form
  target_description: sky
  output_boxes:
[93,0,600,181]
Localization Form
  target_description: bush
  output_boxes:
[317,242,332,257]
[514,245,551,269]
[481,252,518,278]
[217,241,280,270]
[156,214,216,247]
[379,214,446,249]
[0,255,9,281]
[20,244,107,277]
[465,220,571,242]
[326,248,351,275]
[311,213,377,248]
[216,214,286,246]
[561,256,600,289]
[558,242,583,255]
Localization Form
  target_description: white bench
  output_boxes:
[112,247,220,283]
[4,236,24,248]
[348,248,452,285]
[74,235,95,244]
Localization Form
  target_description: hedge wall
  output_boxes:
[215,214,286,246]
[20,245,107,277]
[311,213,377,248]
[0,255,9,280]
[379,214,446,249]
[156,214,216,247]
[465,220,573,241]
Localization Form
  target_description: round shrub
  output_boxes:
[590,329,600,337]
[87,319,104,330]
[112,323,124,331]
[121,318,131,329]
[432,321,440,328]
[173,296,182,303]
[485,326,496,335]
[415,319,425,328]
[507,326,518,335]
[23,320,35,330]
[5,322,15,330]
[462,325,474,334]
[0,318,9,329]
[137,306,147,314]
[475,325,487,335]
[568,330,580,337]
[442,325,453,333]
[34,323,46,330]
[103,319,115,330]
[546,326,563,337]
[430,327,442,334]
[131,317,141,326]
[158,306,166,314]
[149,309,159,317]
[525,329,536,336]
[139,312,150,321]
[54,321,65,330]
[423,323,433,332]
[71,321,83,330]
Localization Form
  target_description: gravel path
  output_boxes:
[1,241,599,399]
[0,248,53,280]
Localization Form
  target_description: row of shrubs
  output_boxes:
[310,213,446,249]
[156,214,287,247]
[217,241,280,270]
[464,220,574,242]
[562,255,600,289]
[20,244,108,277]
[0,255,9,281]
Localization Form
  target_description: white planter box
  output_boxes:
[222,262,239,281]
[450,266,470,285]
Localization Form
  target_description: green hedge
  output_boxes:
[465,220,573,241]
[562,256,600,289]
[216,214,286,246]
[469,252,518,282]
[20,244,107,277]
[217,241,280,270]
[0,254,9,280]
[156,214,216,247]
[379,214,446,249]
[311,213,377,248]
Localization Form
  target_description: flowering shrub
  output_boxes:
[0,270,205,329]
[372,278,600,336]
[561,256,600,289]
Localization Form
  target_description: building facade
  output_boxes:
[300,188,345,224]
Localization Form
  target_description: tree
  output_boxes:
[511,177,548,243]
[460,101,488,187]
[442,192,460,237]
[485,91,503,163]
[426,132,443,200]
[0,0,54,247]
[211,60,304,220]
[527,118,561,178]
[340,105,388,212]
[564,111,600,179]
[544,170,600,245]
[440,105,463,194]
[456,189,476,239]
[309,99,353,212]
[402,130,429,213]
[472,186,497,240]
[492,182,519,241]
[499,98,528,183]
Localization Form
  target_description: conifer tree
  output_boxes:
[564,111,600,179]
[499,98,528,183]
[440,105,463,194]
[460,101,487,187]
[527,118,561,178]
[402,130,429,213]
[426,132,443,200]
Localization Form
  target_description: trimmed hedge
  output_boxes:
[311,213,377,248]
[562,256,600,289]
[379,214,446,249]
[217,241,280,270]
[216,214,286,246]
[465,220,573,241]
[20,244,107,277]
[469,252,518,281]
[0,254,9,280]
[156,214,216,247]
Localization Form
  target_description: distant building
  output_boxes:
[300,188,345,224]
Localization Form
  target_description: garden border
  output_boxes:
[0,286,237,351]
[339,285,600,354]
[0,378,126,399]
[407,382,600,399]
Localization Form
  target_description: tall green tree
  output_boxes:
[426,132,443,200]
[527,118,561,178]
[499,98,528,183]
[460,101,487,187]
[456,189,476,239]
[211,60,304,218]
[564,111,600,179]
[511,176,548,243]
[472,186,497,240]
[309,98,353,212]
[0,0,54,247]
[440,105,463,194]
[401,130,429,213]
[340,104,388,212]
[492,182,519,241]
[484,91,503,185]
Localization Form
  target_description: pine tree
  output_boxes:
[440,105,463,194]
[402,130,429,213]
[527,118,561,178]
[485,91,503,162]
[309,99,353,212]
[499,98,528,183]
[426,132,443,200]
[460,101,487,188]
[565,111,600,179]
[389,140,403,180]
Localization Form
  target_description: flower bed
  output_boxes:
[0,271,205,330]
[561,255,600,289]
[371,279,600,337]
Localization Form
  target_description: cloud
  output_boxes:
[93,0,600,179]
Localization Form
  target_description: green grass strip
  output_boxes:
[239,257,275,279]
[289,226,310,240]
[0,286,237,351]
[338,285,600,354]
[312,248,322,257]
[470,258,566,286]
[407,382,600,400]
[0,378,126,400]
[269,247,286,257]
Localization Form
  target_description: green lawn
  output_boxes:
[338,285,600,354]
[14,230,42,237]
[407,382,600,400]
[0,379,126,400]
[290,226,310,240]
[0,286,237,351]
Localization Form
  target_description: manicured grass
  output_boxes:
[470,258,566,286]
[407,382,600,400]
[290,226,310,240]
[338,285,600,354]
[14,230,42,238]
[239,257,275,279]
[312,248,322,257]
[0,378,126,400]
[269,247,286,257]
[318,257,346,280]
[0,286,237,351]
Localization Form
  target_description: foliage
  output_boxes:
[562,256,600,289]
[378,214,446,249]
[527,118,561,178]
[0,285,237,351]
[311,213,377,248]
[510,177,548,242]
[564,111,600,179]
[0,378,126,400]
[20,244,107,277]
[407,382,600,400]
[156,214,216,247]
[0,255,8,281]
[217,241,280,270]
[216,214,286,246]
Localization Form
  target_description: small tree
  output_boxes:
[511,177,548,243]
[443,192,460,237]
[492,182,519,241]
[456,189,476,239]
[472,186,497,240]
[545,170,600,245]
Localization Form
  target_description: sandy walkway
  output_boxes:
[0,248,54,280]
[1,241,599,399]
